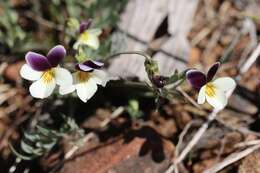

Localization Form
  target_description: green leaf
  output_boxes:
[144,58,159,78]
[126,99,143,119]
[9,144,36,160]
[20,140,44,156]
[24,132,40,142]
[21,140,35,155]
[36,140,57,150]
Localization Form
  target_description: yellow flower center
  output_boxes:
[79,31,89,42]
[76,71,91,82]
[42,69,55,84]
[205,82,216,97]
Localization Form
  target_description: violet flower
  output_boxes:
[59,60,110,102]
[20,45,72,99]
[186,62,236,109]
[73,20,101,50]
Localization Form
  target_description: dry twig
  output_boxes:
[202,144,260,173]
[64,132,95,159]
[165,120,199,173]
[239,43,260,74]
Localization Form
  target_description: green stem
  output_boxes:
[106,51,151,60]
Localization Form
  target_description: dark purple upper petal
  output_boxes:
[75,60,104,72]
[207,62,220,82]
[46,45,66,67]
[79,19,92,33]
[83,60,104,69]
[25,52,51,71]
[186,69,207,90]
[76,63,94,72]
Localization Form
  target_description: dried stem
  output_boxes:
[106,51,151,61]
[165,120,198,173]
[202,144,260,173]
[239,43,260,74]
[177,108,220,163]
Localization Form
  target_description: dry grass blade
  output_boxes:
[165,120,199,173]
[235,140,260,148]
[239,43,260,74]
[202,144,260,173]
[64,133,95,159]
[176,108,220,163]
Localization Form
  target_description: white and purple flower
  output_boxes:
[73,21,102,50]
[59,60,110,103]
[186,62,236,110]
[20,45,73,99]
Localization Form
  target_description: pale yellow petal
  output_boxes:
[206,89,227,110]
[29,78,55,99]
[54,67,73,86]
[212,77,236,92]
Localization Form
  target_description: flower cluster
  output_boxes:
[20,19,236,109]
[186,62,236,109]
[20,21,109,102]
[20,45,109,102]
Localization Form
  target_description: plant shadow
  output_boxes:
[123,126,166,163]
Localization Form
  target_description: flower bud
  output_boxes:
[79,19,92,33]
[151,75,168,88]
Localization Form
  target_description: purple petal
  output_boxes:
[207,62,220,82]
[75,63,94,72]
[79,19,92,33]
[83,60,104,69]
[76,60,104,72]
[25,52,51,71]
[46,45,66,67]
[186,69,207,90]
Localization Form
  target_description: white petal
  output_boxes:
[73,29,101,50]
[54,67,73,86]
[85,34,100,50]
[75,79,97,102]
[206,89,227,110]
[85,79,98,99]
[59,72,76,95]
[212,77,236,92]
[197,85,206,104]
[20,64,43,81]
[29,78,56,99]
[87,29,102,36]
[91,70,108,87]
[73,41,80,50]
[59,85,76,95]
